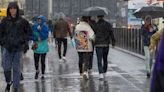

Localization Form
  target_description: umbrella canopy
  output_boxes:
[133,6,164,19]
[81,6,109,16]
[64,17,74,27]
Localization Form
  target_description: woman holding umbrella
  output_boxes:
[141,15,157,78]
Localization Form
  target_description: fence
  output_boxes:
[113,28,144,55]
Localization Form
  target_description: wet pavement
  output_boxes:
[0,41,150,92]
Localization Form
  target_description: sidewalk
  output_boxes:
[0,42,150,92]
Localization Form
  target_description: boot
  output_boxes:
[35,71,39,79]
[5,84,11,92]
[20,73,24,81]
[41,75,45,80]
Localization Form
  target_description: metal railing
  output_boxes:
[113,28,144,55]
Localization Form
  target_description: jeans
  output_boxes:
[34,53,47,74]
[2,48,22,88]
[78,52,92,74]
[56,38,67,59]
[96,47,109,74]
[143,46,153,74]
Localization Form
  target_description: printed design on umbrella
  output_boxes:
[75,31,89,50]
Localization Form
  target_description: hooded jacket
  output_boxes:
[53,18,72,38]
[0,2,32,52]
[32,15,49,54]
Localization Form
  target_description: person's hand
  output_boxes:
[37,25,41,31]
[149,47,155,54]
[150,49,154,54]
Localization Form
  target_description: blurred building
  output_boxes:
[0,0,11,7]
[116,0,128,28]
[52,0,128,28]
[128,0,148,29]
[24,0,128,28]
[16,0,25,9]
[25,0,48,19]
[0,0,25,8]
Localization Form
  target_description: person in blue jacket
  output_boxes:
[32,15,49,79]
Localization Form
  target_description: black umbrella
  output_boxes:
[133,6,164,18]
[81,6,109,16]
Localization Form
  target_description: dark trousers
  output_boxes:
[96,47,109,74]
[88,51,94,70]
[34,53,46,74]
[88,44,94,70]
[56,38,67,59]
[78,52,92,74]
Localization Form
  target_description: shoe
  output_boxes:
[147,72,151,78]
[20,73,24,81]
[62,57,66,61]
[5,84,11,92]
[41,75,45,80]
[83,72,89,80]
[99,74,104,80]
[35,72,39,79]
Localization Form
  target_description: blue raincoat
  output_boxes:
[32,15,49,54]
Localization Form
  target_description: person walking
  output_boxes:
[141,15,157,78]
[53,13,72,62]
[0,2,32,92]
[74,16,95,79]
[94,15,115,79]
[31,15,49,80]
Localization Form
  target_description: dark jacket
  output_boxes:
[53,18,72,38]
[141,25,157,46]
[94,19,115,47]
[0,2,32,52]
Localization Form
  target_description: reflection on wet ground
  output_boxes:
[0,45,149,92]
